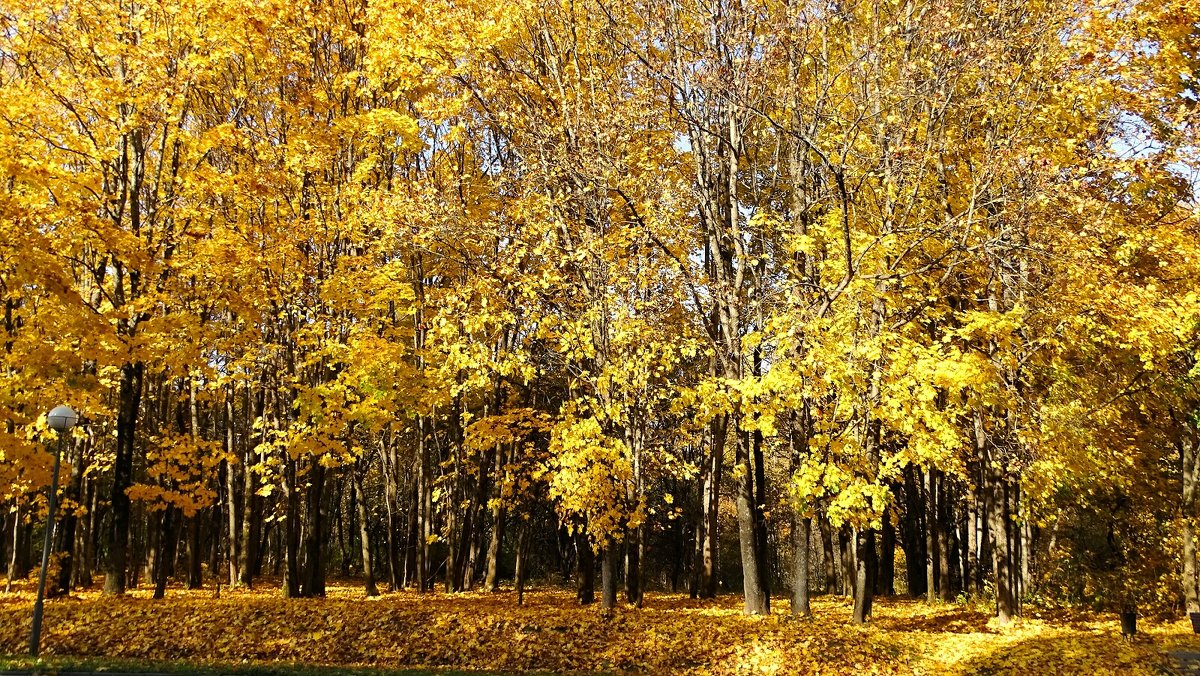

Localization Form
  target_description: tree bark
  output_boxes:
[925,468,937,602]
[735,423,769,614]
[7,504,29,590]
[820,514,836,593]
[937,472,953,601]
[514,522,530,606]
[699,414,725,598]
[301,461,327,597]
[791,516,811,616]
[988,470,1016,624]
[576,532,595,604]
[839,524,854,596]
[354,465,378,597]
[283,454,301,598]
[153,507,178,599]
[852,528,877,624]
[53,437,85,595]
[601,545,618,610]
[105,361,143,595]
[878,507,895,596]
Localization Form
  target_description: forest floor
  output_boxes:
[0,579,1197,674]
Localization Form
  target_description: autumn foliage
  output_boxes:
[0,0,1198,670]
[1,582,1198,674]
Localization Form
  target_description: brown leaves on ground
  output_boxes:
[0,582,1194,674]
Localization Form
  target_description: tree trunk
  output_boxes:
[485,504,506,592]
[601,545,618,610]
[988,470,1016,624]
[925,468,937,602]
[1183,429,1200,612]
[624,527,643,607]
[337,476,351,577]
[381,432,402,591]
[937,472,953,601]
[185,516,202,589]
[699,415,725,598]
[1184,517,1199,613]
[878,507,895,596]
[839,524,854,596]
[820,514,836,594]
[515,522,530,606]
[153,507,178,599]
[354,466,378,597]
[735,422,769,614]
[791,516,811,616]
[283,454,301,598]
[7,504,29,590]
[105,360,143,595]
[77,478,97,587]
[752,425,770,610]
[852,527,877,624]
[902,465,926,597]
[415,417,430,592]
[967,480,979,596]
[301,462,327,597]
[576,532,595,604]
[54,437,85,595]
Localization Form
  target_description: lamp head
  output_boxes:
[47,405,78,432]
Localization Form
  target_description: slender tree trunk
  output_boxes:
[105,361,143,595]
[337,477,351,577]
[77,479,97,587]
[624,424,644,608]
[752,426,770,610]
[224,459,240,587]
[792,516,811,616]
[925,468,937,602]
[1184,518,1199,613]
[404,480,418,588]
[967,481,979,596]
[239,386,261,587]
[838,524,854,596]
[734,420,768,614]
[700,415,725,598]
[153,507,178,599]
[937,472,953,601]
[903,465,926,597]
[485,507,506,592]
[576,531,595,604]
[354,467,378,597]
[7,504,28,590]
[301,462,327,597]
[381,432,402,591]
[878,507,895,596]
[820,514,836,594]
[1182,429,1200,612]
[415,417,430,592]
[601,545,618,610]
[852,528,877,623]
[988,470,1016,624]
[624,527,643,608]
[283,455,301,598]
[185,516,201,589]
[53,437,84,595]
[515,522,530,606]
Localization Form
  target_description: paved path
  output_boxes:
[1169,650,1200,675]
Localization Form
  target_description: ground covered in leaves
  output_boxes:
[1,581,1196,674]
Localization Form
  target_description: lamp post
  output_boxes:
[30,404,77,658]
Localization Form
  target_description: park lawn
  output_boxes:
[0,580,1195,674]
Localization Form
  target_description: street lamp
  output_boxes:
[30,405,77,658]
